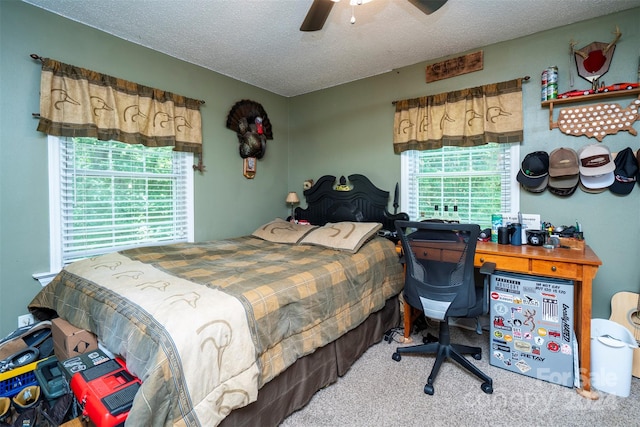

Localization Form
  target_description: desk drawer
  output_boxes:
[475,254,529,272]
[411,242,465,263]
[531,259,578,279]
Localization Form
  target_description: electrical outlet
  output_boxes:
[18,314,35,328]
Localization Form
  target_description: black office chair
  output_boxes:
[392,220,495,395]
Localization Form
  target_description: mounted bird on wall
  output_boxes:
[226,99,273,159]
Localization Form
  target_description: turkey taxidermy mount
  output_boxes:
[226,100,273,178]
[226,99,273,159]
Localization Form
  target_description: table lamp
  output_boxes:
[286,192,300,221]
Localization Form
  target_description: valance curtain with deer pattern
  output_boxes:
[37,58,203,154]
[393,78,523,153]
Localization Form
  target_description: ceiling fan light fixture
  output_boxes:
[304,0,426,32]
[408,0,448,15]
[346,0,371,25]
[332,0,373,5]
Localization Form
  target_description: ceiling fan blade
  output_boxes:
[408,0,448,15]
[300,0,336,32]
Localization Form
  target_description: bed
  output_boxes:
[28,174,408,427]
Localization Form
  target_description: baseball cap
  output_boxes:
[549,184,578,196]
[517,151,549,189]
[549,174,579,196]
[548,148,579,197]
[578,144,615,176]
[580,173,614,190]
[609,147,639,195]
[549,148,579,177]
[522,176,549,193]
[579,181,607,194]
[578,144,614,191]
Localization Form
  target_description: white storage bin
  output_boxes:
[590,318,638,397]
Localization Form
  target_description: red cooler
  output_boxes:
[70,358,141,427]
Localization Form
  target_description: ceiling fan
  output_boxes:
[300,0,448,32]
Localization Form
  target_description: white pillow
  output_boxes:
[251,218,317,244]
[299,222,382,253]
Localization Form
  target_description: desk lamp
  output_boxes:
[286,192,300,221]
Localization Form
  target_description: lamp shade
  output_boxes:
[286,192,300,204]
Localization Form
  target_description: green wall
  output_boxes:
[0,1,290,336]
[1,0,639,337]
[288,10,640,321]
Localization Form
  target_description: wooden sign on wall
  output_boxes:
[426,51,484,83]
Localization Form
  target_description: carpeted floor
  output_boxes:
[280,324,640,427]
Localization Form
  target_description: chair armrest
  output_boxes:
[478,261,496,320]
[479,261,496,276]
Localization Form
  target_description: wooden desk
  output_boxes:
[402,242,602,398]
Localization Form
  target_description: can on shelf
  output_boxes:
[541,69,548,102]
[547,66,558,84]
[548,66,558,99]
[547,83,558,100]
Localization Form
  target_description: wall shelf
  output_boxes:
[541,87,640,130]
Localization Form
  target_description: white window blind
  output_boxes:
[54,137,193,265]
[401,143,519,228]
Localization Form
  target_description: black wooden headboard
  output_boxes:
[294,174,409,235]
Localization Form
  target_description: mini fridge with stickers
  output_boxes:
[489,271,576,387]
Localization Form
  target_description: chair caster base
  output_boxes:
[392,352,401,362]
[422,333,438,344]
[481,382,493,394]
[424,383,434,395]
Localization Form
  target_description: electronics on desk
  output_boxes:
[500,213,541,245]
[489,272,576,388]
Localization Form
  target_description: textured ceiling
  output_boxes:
[24,0,640,97]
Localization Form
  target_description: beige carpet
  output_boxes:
[280,324,640,427]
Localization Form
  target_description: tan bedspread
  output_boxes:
[29,236,403,426]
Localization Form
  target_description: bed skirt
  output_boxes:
[219,295,401,427]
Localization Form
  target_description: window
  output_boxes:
[47,136,194,269]
[401,143,520,228]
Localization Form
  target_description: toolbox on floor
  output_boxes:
[70,357,141,427]
[34,356,67,400]
[60,348,111,381]
[0,356,53,398]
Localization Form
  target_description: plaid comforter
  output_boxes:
[29,236,403,427]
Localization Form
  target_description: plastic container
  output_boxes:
[590,318,638,397]
[0,358,44,397]
[491,214,502,243]
[34,356,67,400]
